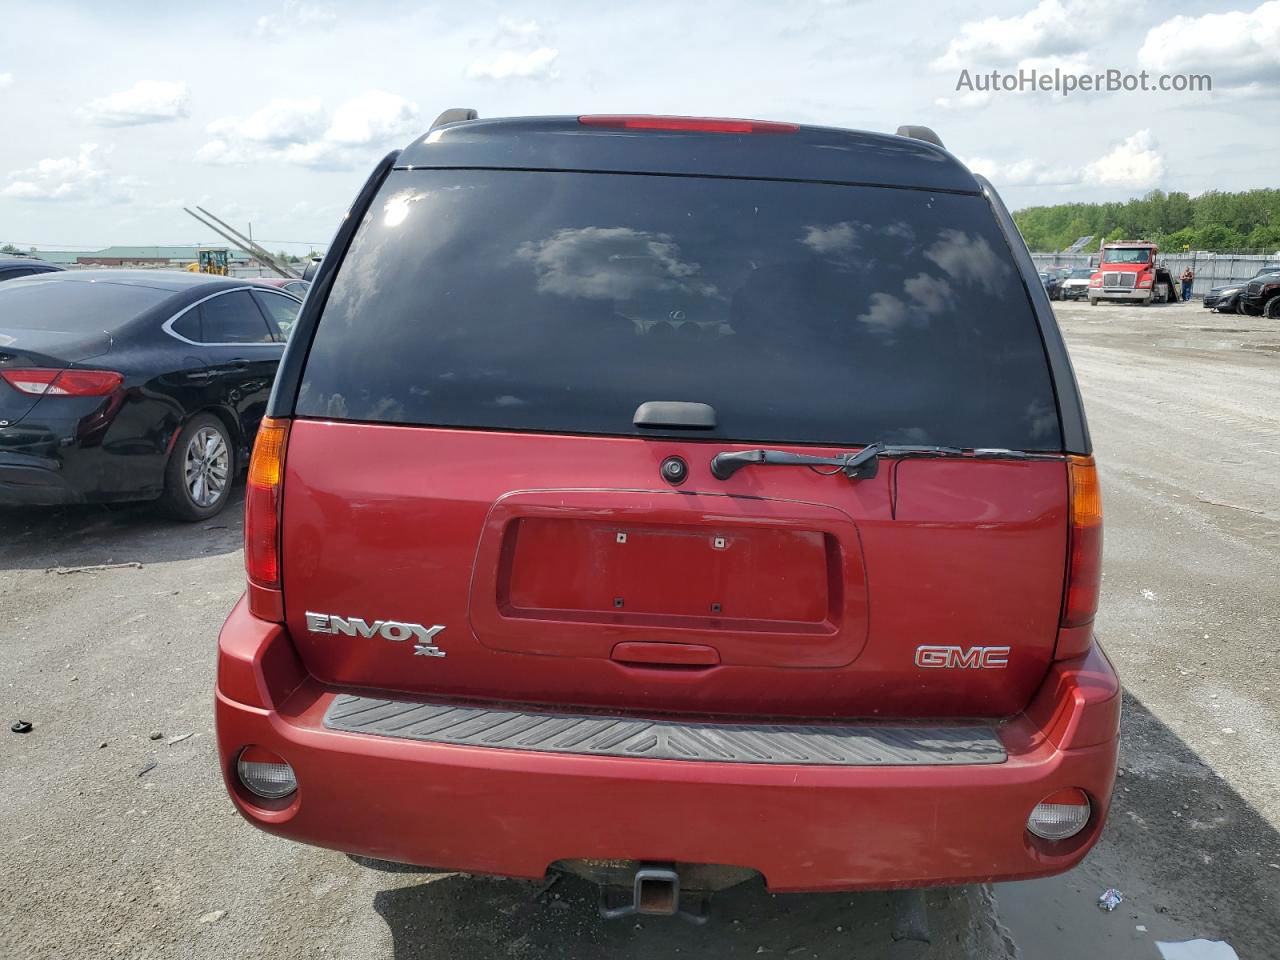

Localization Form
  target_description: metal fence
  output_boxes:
[1030,252,1280,298]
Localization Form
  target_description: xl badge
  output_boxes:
[306,612,446,658]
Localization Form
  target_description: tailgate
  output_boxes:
[280,420,1068,719]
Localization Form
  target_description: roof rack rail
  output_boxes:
[431,108,479,130]
[895,125,944,149]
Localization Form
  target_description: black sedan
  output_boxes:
[0,256,64,283]
[1203,268,1279,313]
[0,270,299,520]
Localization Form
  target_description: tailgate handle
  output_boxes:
[633,401,717,430]
[611,641,720,668]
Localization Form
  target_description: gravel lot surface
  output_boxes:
[1,299,1276,959]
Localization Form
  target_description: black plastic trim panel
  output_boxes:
[323,695,1007,766]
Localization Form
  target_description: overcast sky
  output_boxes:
[1,0,1275,253]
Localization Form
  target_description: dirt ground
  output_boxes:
[1,299,1276,959]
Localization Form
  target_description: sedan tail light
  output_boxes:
[1,368,122,397]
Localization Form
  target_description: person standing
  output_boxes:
[1180,266,1195,301]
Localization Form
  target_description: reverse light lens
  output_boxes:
[1062,455,1103,628]
[1,368,122,397]
[578,115,799,134]
[245,418,289,589]
[237,745,297,799]
[1027,788,1091,840]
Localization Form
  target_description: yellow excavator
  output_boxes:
[186,247,231,275]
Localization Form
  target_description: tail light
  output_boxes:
[1057,455,1102,657]
[245,418,289,621]
[578,115,798,134]
[1,368,122,396]
[1027,788,1091,841]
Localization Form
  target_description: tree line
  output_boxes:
[1013,189,1280,253]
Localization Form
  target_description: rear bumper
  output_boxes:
[215,598,1120,892]
[0,454,83,506]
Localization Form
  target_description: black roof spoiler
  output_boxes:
[430,111,940,150]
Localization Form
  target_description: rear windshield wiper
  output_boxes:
[709,442,1037,481]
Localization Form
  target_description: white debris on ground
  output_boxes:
[1157,940,1241,960]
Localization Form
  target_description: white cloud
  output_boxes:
[516,227,716,300]
[1082,130,1164,188]
[198,92,419,170]
[256,0,336,38]
[963,155,1078,186]
[467,46,559,81]
[924,230,1013,295]
[935,90,992,111]
[1138,1,1280,94]
[326,91,419,145]
[467,16,559,81]
[801,221,861,255]
[194,138,250,166]
[2,144,140,202]
[964,129,1164,192]
[219,97,327,145]
[497,17,542,41]
[0,73,13,90]
[80,80,189,126]
[933,0,1104,70]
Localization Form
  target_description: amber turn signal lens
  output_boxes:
[248,419,288,490]
[1062,455,1103,628]
[245,418,290,590]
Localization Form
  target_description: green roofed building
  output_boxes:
[28,245,253,267]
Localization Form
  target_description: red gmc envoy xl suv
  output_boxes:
[215,111,1118,930]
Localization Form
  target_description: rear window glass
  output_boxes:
[0,279,170,333]
[299,170,1061,450]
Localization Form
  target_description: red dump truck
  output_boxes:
[1088,241,1177,305]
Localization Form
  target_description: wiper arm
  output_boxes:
[709,443,1034,481]
[710,442,889,481]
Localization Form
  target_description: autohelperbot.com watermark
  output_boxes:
[954,67,1212,97]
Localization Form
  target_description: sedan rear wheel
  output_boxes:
[160,413,235,521]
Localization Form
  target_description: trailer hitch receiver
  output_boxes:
[598,865,709,924]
